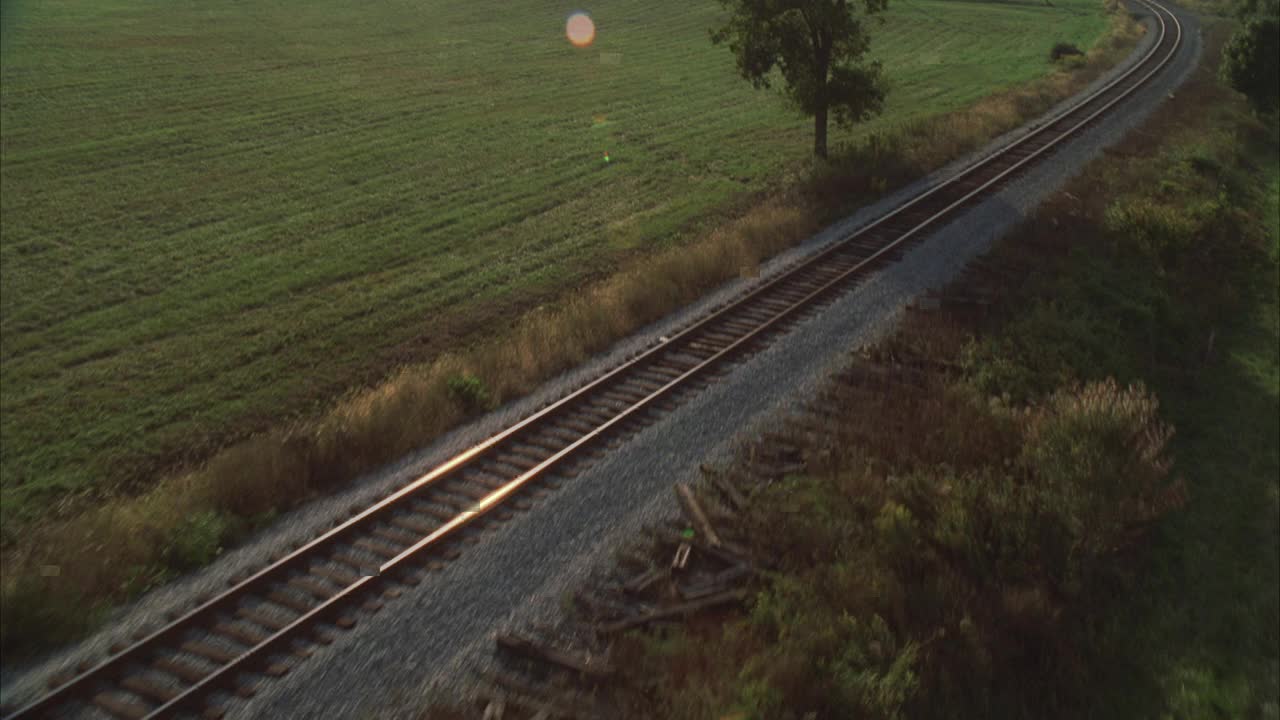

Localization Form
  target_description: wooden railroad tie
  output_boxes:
[674,483,721,548]
[596,588,749,634]
[494,632,614,680]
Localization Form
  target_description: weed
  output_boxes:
[161,511,231,572]
[1051,41,1086,60]
[446,374,491,415]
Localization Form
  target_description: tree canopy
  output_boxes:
[711,0,890,158]
[1221,2,1279,114]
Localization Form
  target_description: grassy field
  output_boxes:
[0,0,1110,530]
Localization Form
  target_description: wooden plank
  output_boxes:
[701,465,747,510]
[154,656,209,684]
[573,592,636,622]
[482,689,579,720]
[495,633,614,679]
[267,590,313,613]
[674,484,721,547]
[622,567,666,595]
[476,668,593,714]
[330,552,378,574]
[482,697,506,720]
[410,501,456,522]
[353,537,401,559]
[388,514,434,535]
[181,641,238,665]
[448,480,491,500]
[370,525,419,547]
[657,529,751,567]
[92,692,149,720]
[671,542,691,570]
[677,564,752,601]
[120,675,180,703]
[236,606,289,632]
[310,565,359,587]
[213,622,267,646]
[287,576,333,600]
[597,588,748,634]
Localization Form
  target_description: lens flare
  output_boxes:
[565,12,595,48]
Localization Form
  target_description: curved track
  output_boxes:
[5,3,1183,718]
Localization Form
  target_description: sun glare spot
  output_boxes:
[565,12,595,48]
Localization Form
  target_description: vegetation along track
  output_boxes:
[3,2,1183,718]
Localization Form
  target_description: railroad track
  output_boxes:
[4,3,1183,718]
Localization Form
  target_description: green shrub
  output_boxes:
[446,373,491,414]
[1050,42,1085,61]
[740,570,919,720]
[162,510,231,572]
[665,381,1182,719]
[1221,17,1279,114]
[1060,54,1088,70]
[960,299,1135,402]
[1020,380,1183,587]
[0,573,104,659]
[1102,196,1200,271]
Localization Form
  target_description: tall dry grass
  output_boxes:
[0,7,1145,658]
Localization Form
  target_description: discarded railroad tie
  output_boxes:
[596,588,749,634]
[674,483,721,547]
[495,632,615,680]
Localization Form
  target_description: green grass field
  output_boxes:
[0,0,1109,529]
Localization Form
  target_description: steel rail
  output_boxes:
[4,2,1183,717]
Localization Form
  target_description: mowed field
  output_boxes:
[0,0,1109,528]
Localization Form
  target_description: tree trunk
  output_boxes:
[814,101,829,159]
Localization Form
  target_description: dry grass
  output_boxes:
[0,9,1145,659]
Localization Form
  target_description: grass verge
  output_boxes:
[0,6,1144,660]
[608,18,1279,719]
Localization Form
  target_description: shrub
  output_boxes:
[640,380,1182,719]
[162,510,232,572]
[446,373,491,414]
[0,572,104,658]
[1102,196,1199,270]
[1220,17,1279,114]
[960,298,1137,402]
[1059,53,1088,70]
[1020,380,1184,555]
[1050,42,1085,61]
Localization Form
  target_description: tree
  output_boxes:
[711,0,890,159]
[1233,0,1278,18]
[1221,0,1279,113]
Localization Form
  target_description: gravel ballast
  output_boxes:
[0,5,1202,717]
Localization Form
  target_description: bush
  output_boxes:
[640,380,1182,720]
[446,373,491,414]
[1017,380,1184,590]
[162,510,231,572]
[1059,53,1087,71]
[0,572,104,658]
[1103,196,1200,269]
[960,298,1137,402]
[1221,17,1280,114]
[1050,42,1085,61]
